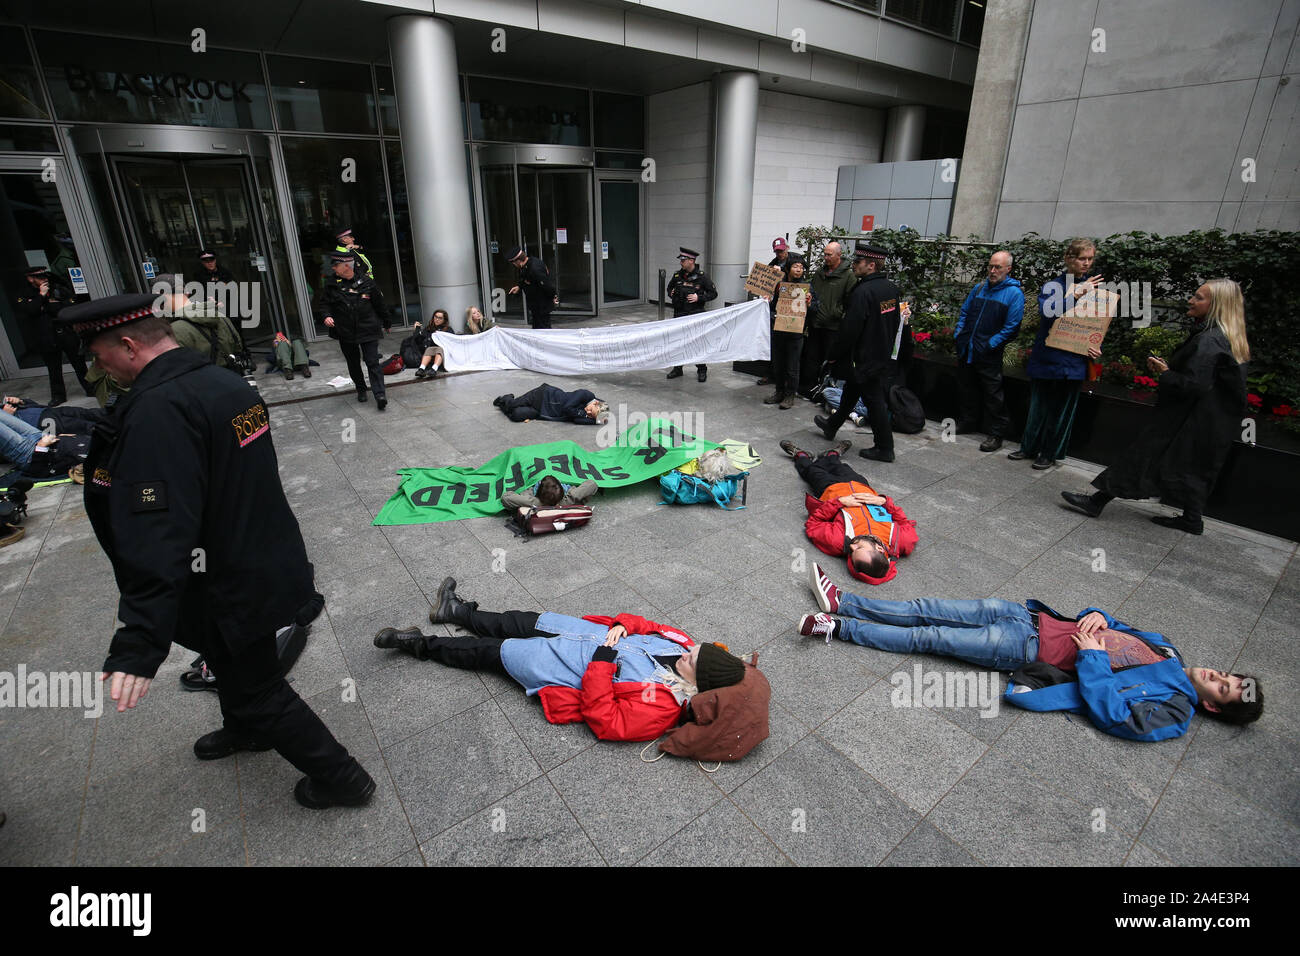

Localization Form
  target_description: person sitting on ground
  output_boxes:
[374,577,748,741]
[413,309,456,379]
[501,474,597,516]
[465,305,494,335]
[780,438,917,584]
[273,331,313,381]
[493,383,609,425]
[799,563,1263,742]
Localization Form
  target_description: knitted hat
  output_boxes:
[695,643,745,692]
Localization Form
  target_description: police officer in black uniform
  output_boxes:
[15,266,90,404]
[57,294,374,809]
[506,245,558,329]
[317,249,391,410]
[197,249,234,285]
[665,247,718,382]
[814,241,905,462]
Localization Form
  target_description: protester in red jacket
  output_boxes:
[780,439,917,584]
[373,578,747,741]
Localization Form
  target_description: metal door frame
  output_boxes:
[593,171,645,309]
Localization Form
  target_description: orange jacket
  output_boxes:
[803,479,917,584]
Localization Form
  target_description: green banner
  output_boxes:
[372,418,720,525]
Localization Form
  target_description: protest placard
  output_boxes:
[1044,287,1120,355]
[744,261,783,299]
[773,282,810,334]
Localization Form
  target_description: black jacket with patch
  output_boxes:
[316,271,390,343]
[84,348,316,679]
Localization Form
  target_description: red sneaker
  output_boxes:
[809,562,841,613]
[798,612,838,644]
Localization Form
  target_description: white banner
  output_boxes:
[432,299,771,376]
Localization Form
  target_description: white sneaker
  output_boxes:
[798,612,838,644]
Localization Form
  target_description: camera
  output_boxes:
[0,479,34,542]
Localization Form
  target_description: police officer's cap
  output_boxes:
[25,265,50,277]
[335,227,354,241]
[198,249,217,260]
[55,293,159,340]
[677,247,701,261]
[505,245,527,262]
[852,241,888,261]
[329,250,357,264]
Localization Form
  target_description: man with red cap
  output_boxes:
[779,436,917,585]
[768,236,804,273]
[54,293,374,809]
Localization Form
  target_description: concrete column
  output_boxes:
[949,0,1034,240]
[883,105,926,163]
[708,71,759,306]
[387,15,478,329]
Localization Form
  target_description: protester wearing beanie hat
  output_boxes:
[694,642,746,692]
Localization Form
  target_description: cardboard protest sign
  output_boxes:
[773,282,810,334]
[744,261,783,299]
[1044,287,1119,355]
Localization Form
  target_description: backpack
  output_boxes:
[887,384,925,434]
[658,469,749,509]
[657,661,770,762]
[381,354,404,375]
[505,506,594,537]
[399,332,424,368]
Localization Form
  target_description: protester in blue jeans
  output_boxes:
[0,409,59,467]
[797,561,1263,742]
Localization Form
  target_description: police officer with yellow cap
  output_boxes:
[56,294,375,809]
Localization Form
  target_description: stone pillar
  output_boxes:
[708,71,759,306]
[883,105,926,163]
[388,15,479,329]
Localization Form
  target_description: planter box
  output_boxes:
[907,354,1300,542]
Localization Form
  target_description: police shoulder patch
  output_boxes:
[131,481,167,512]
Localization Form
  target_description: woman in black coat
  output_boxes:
[1061,279,1250,534]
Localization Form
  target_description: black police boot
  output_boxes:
[356,387,368,403]
[813,414,837,441]
[428,576,477,626]
[666,367,683,379]
[697,366,707,382]
[1061,491,1104,518]
[293,762,376,810]
[194,727,274,761]
[376,396,388,412]
[373,626,428,658]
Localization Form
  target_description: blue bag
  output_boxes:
[658,469,750,509]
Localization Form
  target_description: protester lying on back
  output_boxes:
[779,438,916,584]
[799,565,1263,743]
[3,395,107,434]
[501,475,597,515]
[492,383,609,424]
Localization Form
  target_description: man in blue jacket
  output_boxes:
[493,382,608,424]
[953,251,1024,452]
[799,564,1263,742]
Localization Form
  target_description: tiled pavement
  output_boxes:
[2,317,1297,867]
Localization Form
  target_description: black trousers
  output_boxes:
[794,450,869,497]
[771,330,804,396]
[528,301,553,330]
[502,385,548,422]
[823,372,893,452]
[957,361,1010,437]
[799,326,836,395]
[416,609,541,670]
[202,625,364,788]
[339,339,385,399]
[41,346,90,405]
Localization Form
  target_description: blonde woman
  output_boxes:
[374,577,746,741]
[1062,279,1250,534]
[465,305,494,334]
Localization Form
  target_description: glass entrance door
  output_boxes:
[110,156,282,347]
[479,162,596,320]
[596,178,641,306]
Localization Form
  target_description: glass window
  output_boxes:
[280,137,399,336]
[0,124,59,152]
[376,65,398,135]
[959,0,985,45]
[34,31,272,128]
[267,54,377,134]
[384,141,419,325]
[835,0,881,11]
[0,26,50,119]
[468,77,588,146]
[593,92,643,150]
[884,0,960,37]
[596,151,644,170]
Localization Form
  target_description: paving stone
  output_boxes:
[880,821,982,866]
[1139,771,1300,866]
[638,798,792,866]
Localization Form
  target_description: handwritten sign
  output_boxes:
[744,261,783,299]
[1044,288,1119,356]
[774,282,810,334]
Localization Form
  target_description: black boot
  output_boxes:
[293,762,376,810]
[1061,491,1106,518]
[194,727,273,760]
[428,576,478,626]
[374,625,428,658]
[356,387,368,403]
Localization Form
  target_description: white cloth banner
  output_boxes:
[432,299,771,376]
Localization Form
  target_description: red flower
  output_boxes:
[1247,393,1263,407]
[1272,405,1293,417]
[913,332,931,343]
[1132,375,1159,388]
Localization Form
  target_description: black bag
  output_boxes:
[887,384,926,434]
[399,332,424,368]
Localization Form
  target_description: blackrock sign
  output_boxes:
[63,65,254,103]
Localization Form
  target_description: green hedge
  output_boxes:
[793,226,1300,413]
